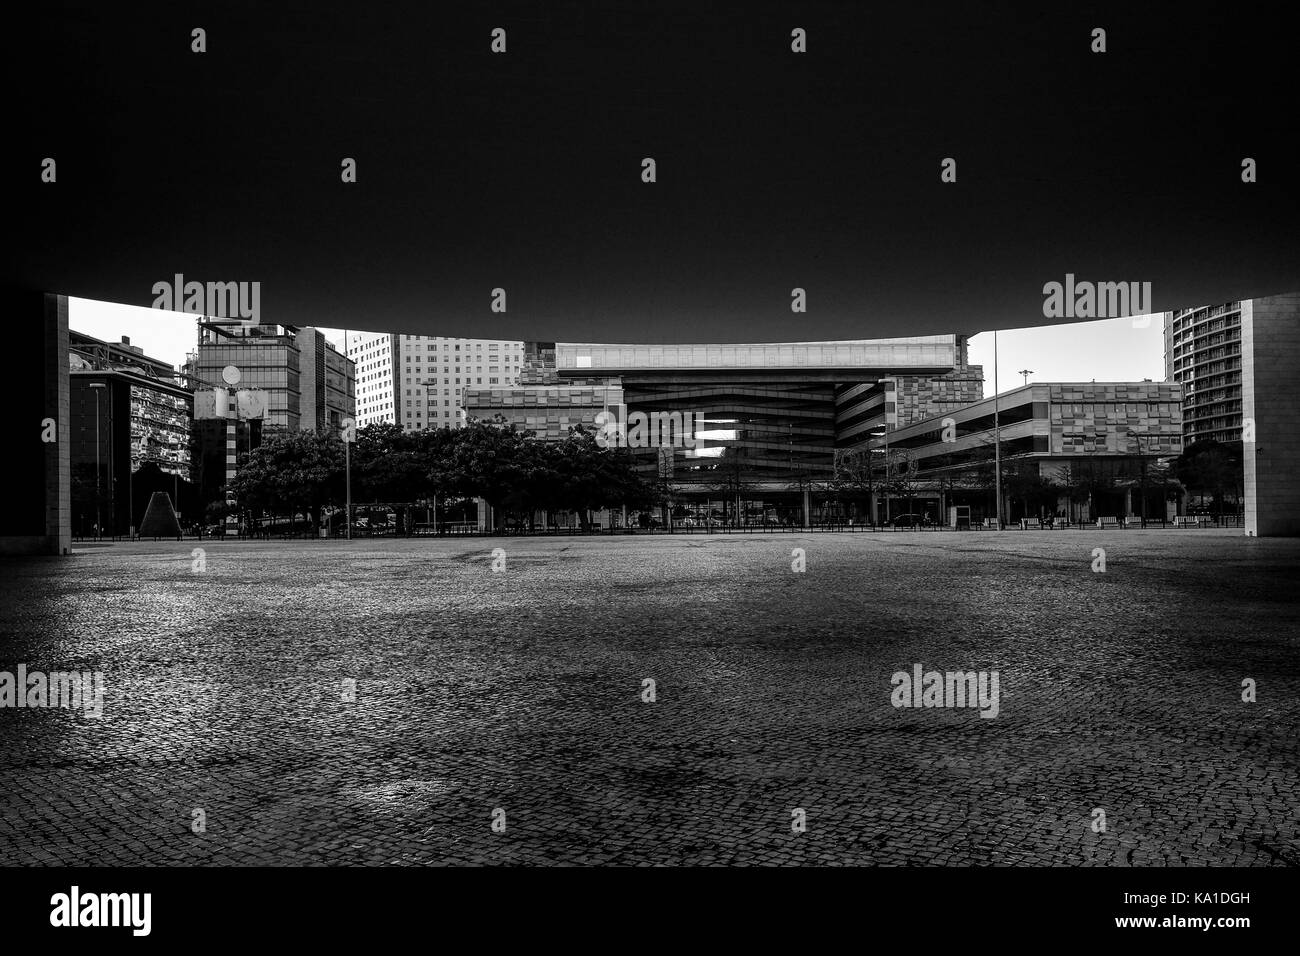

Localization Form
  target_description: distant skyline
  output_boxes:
[70,297,1164,393]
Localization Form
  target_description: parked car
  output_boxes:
[891,513,925,527]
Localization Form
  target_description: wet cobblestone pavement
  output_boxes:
[2,531,1298,866]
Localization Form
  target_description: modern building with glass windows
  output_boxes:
[348,332,525,431]
[69,331,194,536]
[865,381,1185,524]
[463,334,985,523]
[184,320,354,433]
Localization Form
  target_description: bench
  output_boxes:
[1097,516,1122,529]
[1019,518,1043,530]
[1172,515,1209,528]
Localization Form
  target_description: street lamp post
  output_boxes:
[341,416,354,540]
[128,433,135,540]
[993,330,1002,529]
[221,366,242,538]
[89,383,105,538]
[883,423,891,524]
[1128,429,1149,527]
[788,422,796,527]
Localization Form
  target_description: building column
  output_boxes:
[2,292,70,555]
[47,295,71,553]
[1242,294,1300,536]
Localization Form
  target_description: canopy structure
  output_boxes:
[8,3,1297,343]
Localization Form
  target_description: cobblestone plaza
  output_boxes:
[2,532,1297,866]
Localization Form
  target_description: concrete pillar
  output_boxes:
[2,292,70,555]
[1242,294,1300,536]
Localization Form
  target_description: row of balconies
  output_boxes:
[1171,323,1240,351]
[1172,301,1240,326]
[1172,344,1242,371]
[1171,328,1242,357]
[1185,386,1242,404]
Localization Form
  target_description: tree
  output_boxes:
[1075,461,1116,519]
[1054,465,1083,522]
[932,470,963,524]
[881,447,921,518]
[549,426,656,528]
[1172,439,1242,514]
[1146,457,1180,518]
[1002,462,1059,520]
[787,464,822,526]
[704,448,753,525]
[432,418,533,530]
[829,447,877,523]
[354,422,454,533]
[229,428,346,532]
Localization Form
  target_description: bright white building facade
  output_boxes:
[347,332,526,431]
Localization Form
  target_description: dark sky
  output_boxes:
[8,1,1298,342]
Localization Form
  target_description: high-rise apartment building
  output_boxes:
[1164,301,1244,446]
[347,332,525,431]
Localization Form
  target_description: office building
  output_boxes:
[1165,294,1300,534]
[866,381,1185,523]
[464,335,971,522]
[348,333,526,431]
[69,331,194,536]
[185,320,355,433]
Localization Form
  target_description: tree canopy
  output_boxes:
[227,419,657,531]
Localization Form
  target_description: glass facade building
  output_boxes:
[186,322,353,434]
[466,334,980,491]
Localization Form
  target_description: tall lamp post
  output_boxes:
[884,379,899,524]
[221,366,241,537]
[89,382,105,538]
[1127,429,1149,527]
[341,416,355,540]
[883,422,892,524]
[992,330,1002,529]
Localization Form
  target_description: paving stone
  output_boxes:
[0,531,1296,865]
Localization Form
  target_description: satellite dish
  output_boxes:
[221,365,241,386]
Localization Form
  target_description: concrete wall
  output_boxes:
[1,292,70,555]
[1243,293,1300,536]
